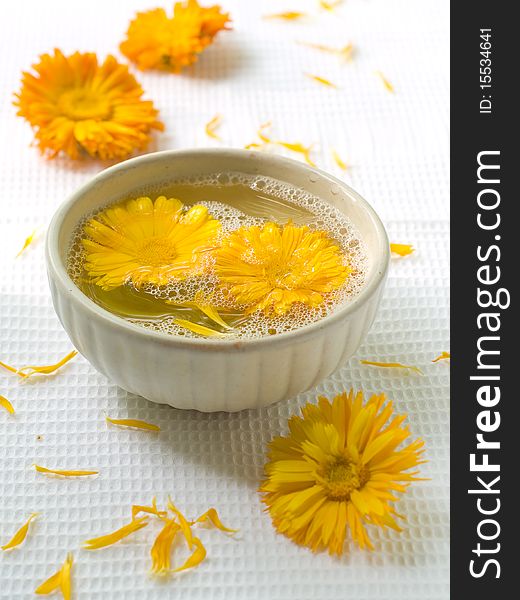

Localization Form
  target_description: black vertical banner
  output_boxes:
[451,3,515,597]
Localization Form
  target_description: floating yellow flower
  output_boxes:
[14,50,163,160]
[120,0,231,72]
[260,390,425,554]
[216,222,350,315]
[82,196,221,290]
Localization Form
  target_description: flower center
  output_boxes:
[321,457,369,500]
[263,255,303,289]
[136,237,178,266]
[58,88,112,121]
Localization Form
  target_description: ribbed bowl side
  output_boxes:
[49,275,385,412]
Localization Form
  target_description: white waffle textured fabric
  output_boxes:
[0,1,449,598]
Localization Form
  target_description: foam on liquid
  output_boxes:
[68,173,368,339]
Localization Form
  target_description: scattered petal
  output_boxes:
[0,360,21,375]
[83,517,149,550]
[192,508,237,533]
[106,416,160,432]
[132,498,168,520]
[16,228,38,258]
[15,350,78,379]
[264,12,307,21]
[332,149,348,171]
[257,121,273,143]
[35,552,73,600]
[174,318,228,338]
[150,518,180,575]
[275,140,317,167]
[375,70,394,93]
[167,498,194,549]
[390,243,414,257]
[0,395,15,415]
[34,464,98,477]
[360,360,423,375]
[432,352,451,363]
[319,0,343,11]
[1,513,38,551]
[244,142,264,150]
[305,73,337,88]
[205,114,223,140]
[339,43,354,62]
[298,41,354,62]
[172,537,206,573]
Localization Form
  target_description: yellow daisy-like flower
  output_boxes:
[260,390,425,554]
[215,222,350,315]
[14,49,163,161]
[120,0,231,73]
[82,196,220,290]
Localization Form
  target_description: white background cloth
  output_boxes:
[0,1,449,598]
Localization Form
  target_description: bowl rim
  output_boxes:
[46,148,389,350]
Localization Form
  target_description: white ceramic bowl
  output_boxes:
[46,149,389,412]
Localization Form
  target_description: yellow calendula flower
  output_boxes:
[215,222,350,315]
[82,196,221,290]
[260,390,425,554]
[14,50,163,161]
[120,0,231,73]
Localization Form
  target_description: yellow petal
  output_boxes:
[83,516,148,550]
[305,73,337,88]
[167,498,194,549]
[175,318,228,338]
[35,569,62,596]
[390,243,414,257]
[34,464,98,477]
[205,114,222,140]
[132,497,167,520]
[35,553,73,600]
[264,12,307,21]
[172,537,206,573]
[1,513,38,551]
[360,360,423,375]
[298,41,354,62]
[257,121,272,143]
[0,360,21,376]
[0,395,15,415]
[192,508,238,533]
[150,518,180,575]
[15,350,78,378]
[432,351,450,363]
[59,553,73,600]
[106,416,160,432]
[375,70,394,93]
[275,140,317,167]
[16,228,38,257]
[332,149,348,171]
